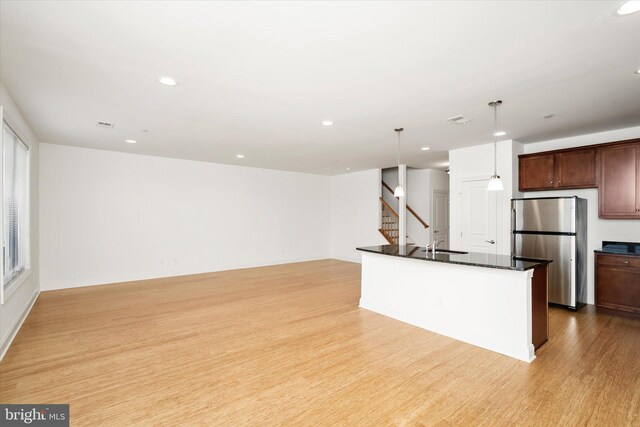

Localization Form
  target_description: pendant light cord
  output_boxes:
[493,103,498,176]
[394,128,404,169]
[487,100,503,191]
[397,131,401,167]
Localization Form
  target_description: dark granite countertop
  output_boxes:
[356,245,552,271]
[594,241,640,257]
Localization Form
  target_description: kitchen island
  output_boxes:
[356,245,551,362]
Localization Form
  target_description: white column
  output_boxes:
[399,164,407,246]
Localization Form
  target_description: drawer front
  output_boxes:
[596,254,640,269]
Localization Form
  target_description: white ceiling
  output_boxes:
[1,1,639,175]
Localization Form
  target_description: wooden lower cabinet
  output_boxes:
[595,253,640,317]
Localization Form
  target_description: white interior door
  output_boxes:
[432,190,449,249]
[460,179,497,255]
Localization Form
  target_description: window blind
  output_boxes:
[2,121,29,291]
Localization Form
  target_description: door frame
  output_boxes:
[431,189,450,248]
[456,175,499,255]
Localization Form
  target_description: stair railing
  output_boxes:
[379,197,399,244]
[381,181,429,229]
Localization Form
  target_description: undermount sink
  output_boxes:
[422,248,469,255]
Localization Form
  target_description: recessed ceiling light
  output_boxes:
[635,68,640,74]
[421,146,431,151]
[617,1,640,15]
[346,167,351,171]
[321,120,334,127]
[493,131,507,137]
[157,76,178,86]
[236,154,245,159]
[125,139,137,144]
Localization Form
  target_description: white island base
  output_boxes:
[359,251,548,363]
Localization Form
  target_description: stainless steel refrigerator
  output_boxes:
[511,196,587,310]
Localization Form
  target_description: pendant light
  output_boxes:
[487,100,504,191]
[393,128,405,197]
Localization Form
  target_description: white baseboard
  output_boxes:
[0,288,40,362]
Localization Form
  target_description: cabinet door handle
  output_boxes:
[624,261,630,264]
[485,240,496,244]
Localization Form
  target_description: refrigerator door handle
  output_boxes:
[511,207,517,256]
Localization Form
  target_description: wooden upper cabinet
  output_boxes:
[556,148,597,188]
[519,139,640,219]
[519,148,597,192]
[599,143,639,218]
[519,154,556,191]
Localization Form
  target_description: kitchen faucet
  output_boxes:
[426,239,445,256]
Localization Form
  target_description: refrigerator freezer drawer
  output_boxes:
[512,198,576,233]
[514,233,576,307]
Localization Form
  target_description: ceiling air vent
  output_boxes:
[96,121,114,128]
[447,115,471,125]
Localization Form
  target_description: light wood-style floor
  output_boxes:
[1,259,639,426]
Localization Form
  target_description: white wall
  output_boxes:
[429,169,450,193]
[330,169,387,262]
[381,167,449,247]
[426,169,451,246]
[523,126,640,153]
[523,125,640,305]
[407,168,429,246]
[39,144,332,290]
[0,83,40,358]
[407,169,450,247]
[381,167,398,210]
[449,140,521,256]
